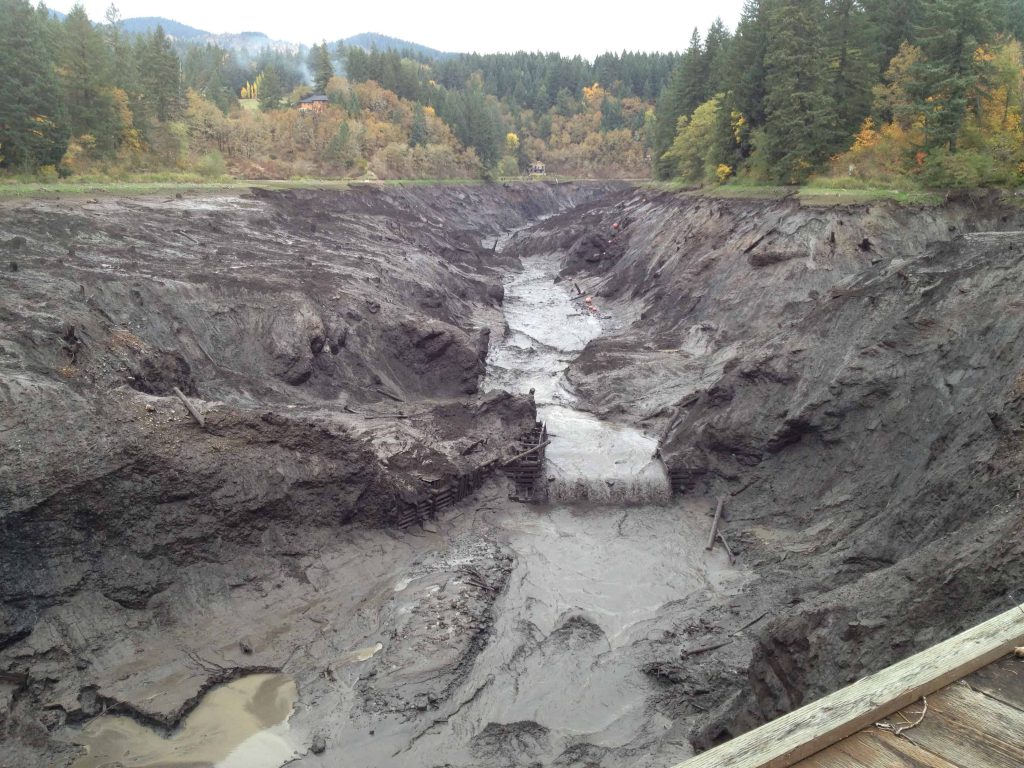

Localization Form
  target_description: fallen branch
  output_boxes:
[173,387,205,428]
[682,639,734,657]
[733,611,768,636]
[183,649,228,674]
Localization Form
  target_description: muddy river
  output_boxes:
[483,252,671,504]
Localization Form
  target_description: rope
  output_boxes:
[875,696,928,736]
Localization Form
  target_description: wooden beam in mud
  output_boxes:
[172,387,205,429]
[501,439,551,467]
[706,496,725,551]
[717,531,736,565]
[671,606,1024,768]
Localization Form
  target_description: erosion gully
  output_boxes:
[67,213,745,768]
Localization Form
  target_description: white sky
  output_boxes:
[46,0,746,59]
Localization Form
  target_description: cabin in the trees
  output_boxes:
[528,162,546,176]
[298,94,329,113]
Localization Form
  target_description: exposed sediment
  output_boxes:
[0,182,625,765]
[4,182,1024,767]
[515,188,1024,748]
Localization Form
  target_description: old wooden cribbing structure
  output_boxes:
[392,456,500,529]
[391,421,550,529]
[503,421,548,503]
[667,466,690,494]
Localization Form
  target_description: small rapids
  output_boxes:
[483,253,672,504]
[549,475,671,505]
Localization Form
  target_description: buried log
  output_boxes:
[173,387,205,428]
[706,495,725,551]
[502,439,551,467]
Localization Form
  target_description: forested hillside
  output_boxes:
[655,0,1024,187]
[0,1,674,180]
[5,0,1022,187]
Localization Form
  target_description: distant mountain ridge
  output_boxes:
[116,16,299,53]
[340,32,459,59]
[51,11,458,59]
[119,16,209,39]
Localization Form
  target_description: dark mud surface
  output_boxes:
[515,188,1024,746]
[3,182,1024,766]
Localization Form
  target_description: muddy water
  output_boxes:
[484,253,670,503]
[71,674,297,768]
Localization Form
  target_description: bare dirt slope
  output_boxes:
[515,189,1024,747]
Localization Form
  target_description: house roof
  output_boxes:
[299,94,329,103]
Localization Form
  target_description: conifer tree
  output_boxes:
[310,42,334,93]
[909,0,995,151]
[410,104,428,147]
[728,0,770,135]
[760,0,835,182]
[60,5,121,154]
[0,0,68,168]
[826,0,877,148]
[137,26,182,122]
[258,64,285,110]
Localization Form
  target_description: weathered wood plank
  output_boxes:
[900,682,1024,768]
[794,740,868,768]
[796,729,962,768]
[672,606,1024,768]
[965,654,1024,712]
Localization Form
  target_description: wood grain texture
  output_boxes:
[671,607,1024,768]
[900,683,1024,768]
[965,654,1024,712]
[796,730,960,768]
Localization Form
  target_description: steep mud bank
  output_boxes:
[516,189,1024,747]
[0,182,628,765]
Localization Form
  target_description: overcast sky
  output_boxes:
[46,0,746,58]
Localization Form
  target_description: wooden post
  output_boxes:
[706,496,725,551]
[718,531,736,565]
[173,387,205,428]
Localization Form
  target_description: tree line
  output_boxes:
[0,2,677,180]
[654,0,1024,187]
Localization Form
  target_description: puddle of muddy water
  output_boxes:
[484,253,671,502]
[71,673,298,768]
